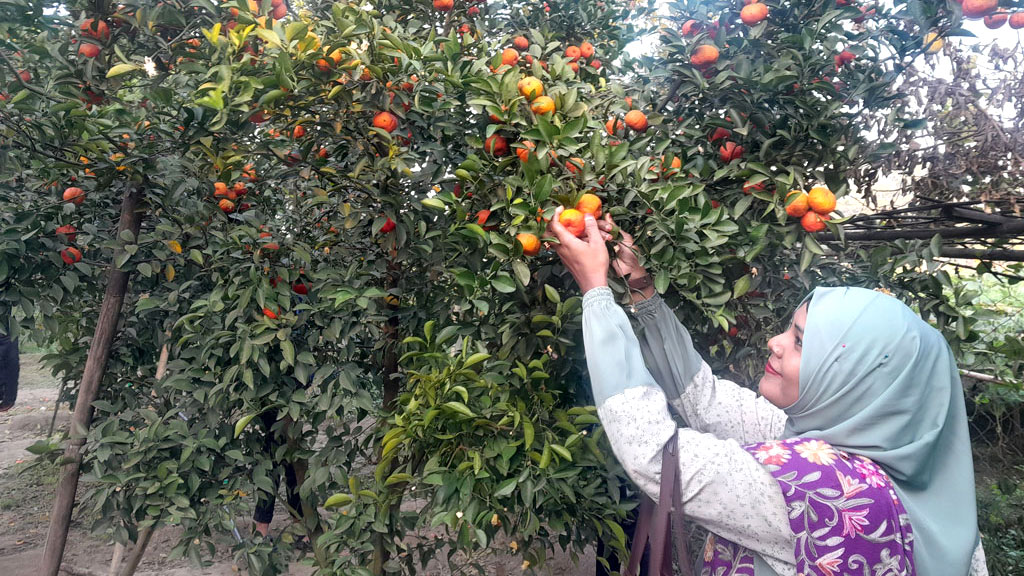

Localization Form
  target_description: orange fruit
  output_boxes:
[517,76,544,100]
[580,41,595,59]
[660,155,682,178]
[56,225,78,242]
[565,45,581,61]
[80,19,110,41]
[433,0,454,11]
[690,44,719,68]
[530,95,555,115]
[559,208,586,237]
[372,111,398,133]
[78,43,100,58]
[575,193,602,218]
[516,141,536,163]
[589,59,601,69]
[272,3,287,19]
[605,117,624,135]
[484,133,509,156]
[785,191,810,218]
[984,10,1008,28]
[513,36,529,50]
[501,48,520,66]
[218,198,236,213]
[263,307,278,320]
[315,58,331,72]
[681,20,702,36]
[63,186,85,205]
[624,109,648,131]
[60,247,82,265]
[1010,12,1024,28]
[807,186,836,214]
[962,0,997,18]
[719,141,743,163]
[380,217,396,233]
[566,157,585,175]
[800,211,830,233]
[293,125,306,138]
[740,2,768,25]
[516,232,541,256]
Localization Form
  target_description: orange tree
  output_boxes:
[1,0,1006,574]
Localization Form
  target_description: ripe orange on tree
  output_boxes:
[580,42,595,59]
[78,43,100,58]
[484,133,509,156]
[272,3,287,19]
[575,193,602,218]
[743,180,768,195]
[56,225,78,243]
[517,76,544,100]
[681,20,702,36]
[624,109,647,131]
[709,127,731,142]
[433,0,454,11]
[315,58,331,72]
[530,95,555,115]
[740,2,768,25]
[785,190,810,217]
[962,0,997,19]
[372,111,398,133]
[293,125,306,138]
[60,247,82,265]
[605,117,624,136]
[516,232,541,256]
[566,157,585,175]
[565,45,581,61]
[63,186,85,205]
[1010,12,1024,28]
[262,307,279,320]
[559,208,586,238]
[801,211,830,233]
[984,10,1008,28]
[719,141,743,163]
[501,48,520,66]
[380,217,396,233]
[513,36,529,50]
[80,18,110,41]
[218,199,236,213]
[476,209,498,230]
[691,44,719,68]
[589,59,601,69]
[807,186,836,214]
[516,141,535,163]
[660,155,682,178]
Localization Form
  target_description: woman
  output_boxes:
[546,209,988,575]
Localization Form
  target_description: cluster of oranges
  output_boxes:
[512,194,603,257]
[212,181,251,213]
[959,0,1024,25]
[56,220,82,265]
[77,18,108,59]
[785,186,836,233]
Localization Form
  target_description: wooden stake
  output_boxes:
[41,187,143,576]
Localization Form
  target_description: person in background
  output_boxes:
[0,317,18,413]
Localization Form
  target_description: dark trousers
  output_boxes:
[252,411,302,525]
[0,334,18,412]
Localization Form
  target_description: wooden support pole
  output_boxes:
[42,187,143,576]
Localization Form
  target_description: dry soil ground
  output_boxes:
[0,355,597,576]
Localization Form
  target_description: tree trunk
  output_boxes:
[42,187,144,576]
[116,526,154,576]
[372,264,402,576]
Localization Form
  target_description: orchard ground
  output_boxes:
[0,355,596,576]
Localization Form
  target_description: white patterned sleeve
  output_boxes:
[583,288,795,573]
[970,541,989,576]
[632,293,787,443]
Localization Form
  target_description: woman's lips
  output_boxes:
[765,362,781,376]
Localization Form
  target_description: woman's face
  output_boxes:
[759,303,807,408]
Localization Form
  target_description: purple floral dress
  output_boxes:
[701,438,915,576]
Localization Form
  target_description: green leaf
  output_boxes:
[491,274,516,293]
[384,473,414,486]
[543,284,560,304]
[324,493,353,508]
[421,198,446,210]
[523,419,535,449]
[463,352,490,368]
[106,63,139,78]
[550,444,572,462]
[493,478,517,497]
[732,274,752,299]
[234,413,257,438]
[443,401,476,418]
[280,340,295,366]
[512,260,531,287]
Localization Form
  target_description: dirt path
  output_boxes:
[0,356,596,575]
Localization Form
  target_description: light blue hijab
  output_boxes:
[783,287,979,576]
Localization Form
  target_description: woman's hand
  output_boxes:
[597,214,648,281]
[545,207,609,294]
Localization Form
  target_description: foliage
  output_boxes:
[2,0,1021,574]
[977,469,1024,576]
